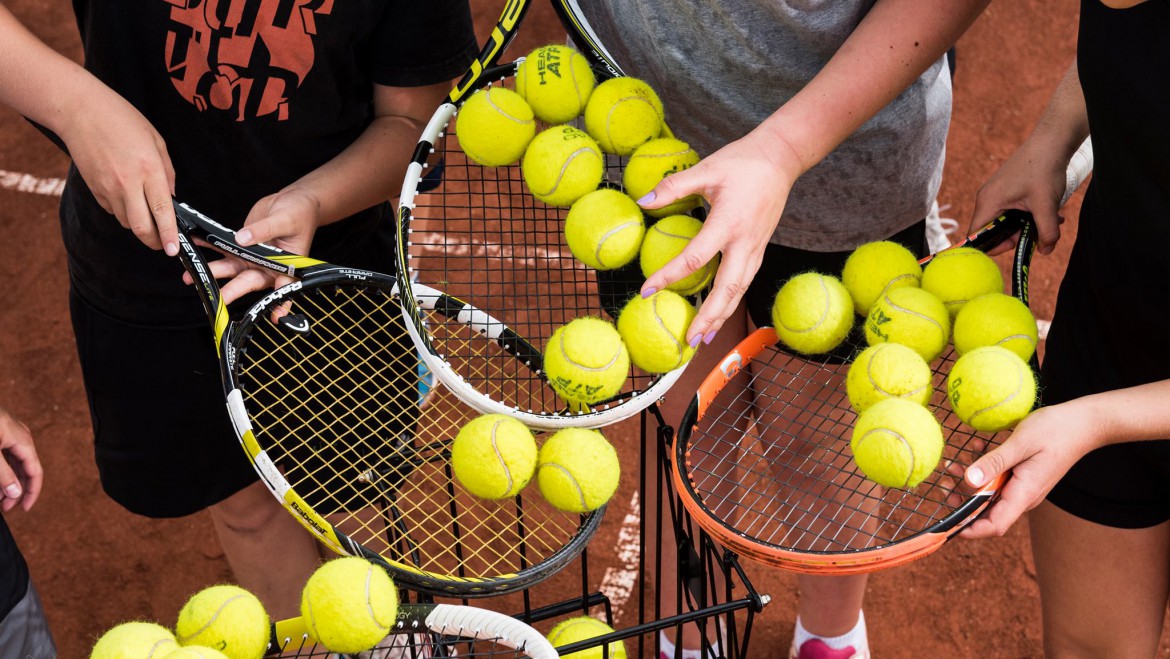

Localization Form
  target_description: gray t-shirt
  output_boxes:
[585,0,950,252]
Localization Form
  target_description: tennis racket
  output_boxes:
[264,603,557,658]
[396,0,694,430]
[670,139,1093,574]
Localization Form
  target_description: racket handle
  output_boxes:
[1062,137,1094,207]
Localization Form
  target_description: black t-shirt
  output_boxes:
[0,516,29,622]
[61,0,477,325]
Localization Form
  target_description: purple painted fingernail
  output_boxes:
[688,334,702,348]
[641,287,657,299]
[703,330,717,345]
[636,191,656,206]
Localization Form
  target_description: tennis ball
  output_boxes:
[515,45,596,124]
[623,137,701,217]
[522,126,604,207]
[639,215,719,296]
[771,272,854,355]
[846,343,933,413]
[175,585,268,659]
[543,317,630,405]
[451,414,538,499]
[454,87,536,167]
[565,189,646,270]
[947,346,1037,432]
[616,290,697,373]
[91,622,179,659]
[300,557,398,654]
[161,648,230,659]
[547,616,627,659]
[537,428,620,513]
[841,240,924,316]
[953,293,1039,361]
[921,247,1004,317]
[865,287,951,362]
[584,77,664,155]
[851,398,944,489]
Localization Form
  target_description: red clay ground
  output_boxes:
[2,1,1168,657]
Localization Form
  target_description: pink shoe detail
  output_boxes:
[789,638,867,659]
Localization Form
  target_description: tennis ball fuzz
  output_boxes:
[537,428,620,513]
[451,414,538,500]
[455,87,536,167]
[953,293,1039,361]
[522,126,604,207]
[865,287,951,362]
[565,189,646,270]
[947,346,1037,432]
[543,317,630,405]
[639,215,719,296]
[841,240,923,316]
[847,343,933,413]
[515,45,596,124]
[175,585,268,659]
[91,622,179,659]
[772,273,854,355]
[617,290,697,373]
[161,648,230,659]
[301,558,398,654]
[851,398,944,489]
[921,247,1004,317]
[547,616,627,659]
[584,77,665,156]
[623,137,701,217]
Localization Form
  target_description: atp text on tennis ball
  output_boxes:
[639,215,719,296]
[851,398,944,489]
[522,126,604,207]
[617,290,697,374]
[565,189,646,270]
[623,137,701,217]
[947,345,1037,432]
[546,616,628,659]
[537,428,621,513]
[162,648,230,659]
[921,246,1004,317]
[771,272,854,355]
[543,317,629,405]
[175,584,268,659]
[91,621,179,659]
[952,293,1039,361]
[300,557,398,655]
[584,76,664,156]
[515,44,596,124]
[846,343,933,412]
[454,87,536,167]
[451,414,538,500]
[841,240,923,316]
[865,286,951,362]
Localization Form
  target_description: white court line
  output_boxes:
[0,170,65,197]
[597,490,641,620]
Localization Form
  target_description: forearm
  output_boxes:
[1022,61,1091,164]
[1073,380,1170,449]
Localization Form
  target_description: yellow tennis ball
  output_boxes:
[616,290,697,373]
[515,45,596,124]
[547,616,627,659]
[537,428,620,513]
[921,247,1005,317]
[841,240,924,316]
[622,137,701,217]
[300,558,398,654]
[454,87,536,167]
[639,215,719,296]
[175,585,268,659]
[583,77,664,155]
[953,293,1039,362]
[451,414,538,499]
[91,622,179,659]
[565,189,646,270]
[522,125,604,207]
[161,648,230,659]
[865,287,951,362]
[947,346,1037,432]
[543,317,630,405]
[771,272,854,355]
[847,343,933,413]
[851,398,944,489]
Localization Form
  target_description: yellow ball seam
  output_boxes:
[539,462,587,510]
[779,276,832,335]
[865,345,929,399]
[483,89,534,126]
[487,419,516,497]
[531,147,602,199]
[603,97,662,146]
[854,427,917,488]
[650,295,686,370]
[363,566,393,632]
[965,354,1028,427]
[882,293,946,338]
[176,593,246,644]
[556,332,622,372]
[594,221,642,268]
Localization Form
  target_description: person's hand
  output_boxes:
[0,408,43,513]
[637,132,801,347]
[968,140,1071,257]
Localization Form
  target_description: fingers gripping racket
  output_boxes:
[670,140,1093,574]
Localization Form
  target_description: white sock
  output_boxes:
[793,610,868,652]
[659,629,721,659]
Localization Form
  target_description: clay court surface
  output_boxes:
[2,1,1168,657]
